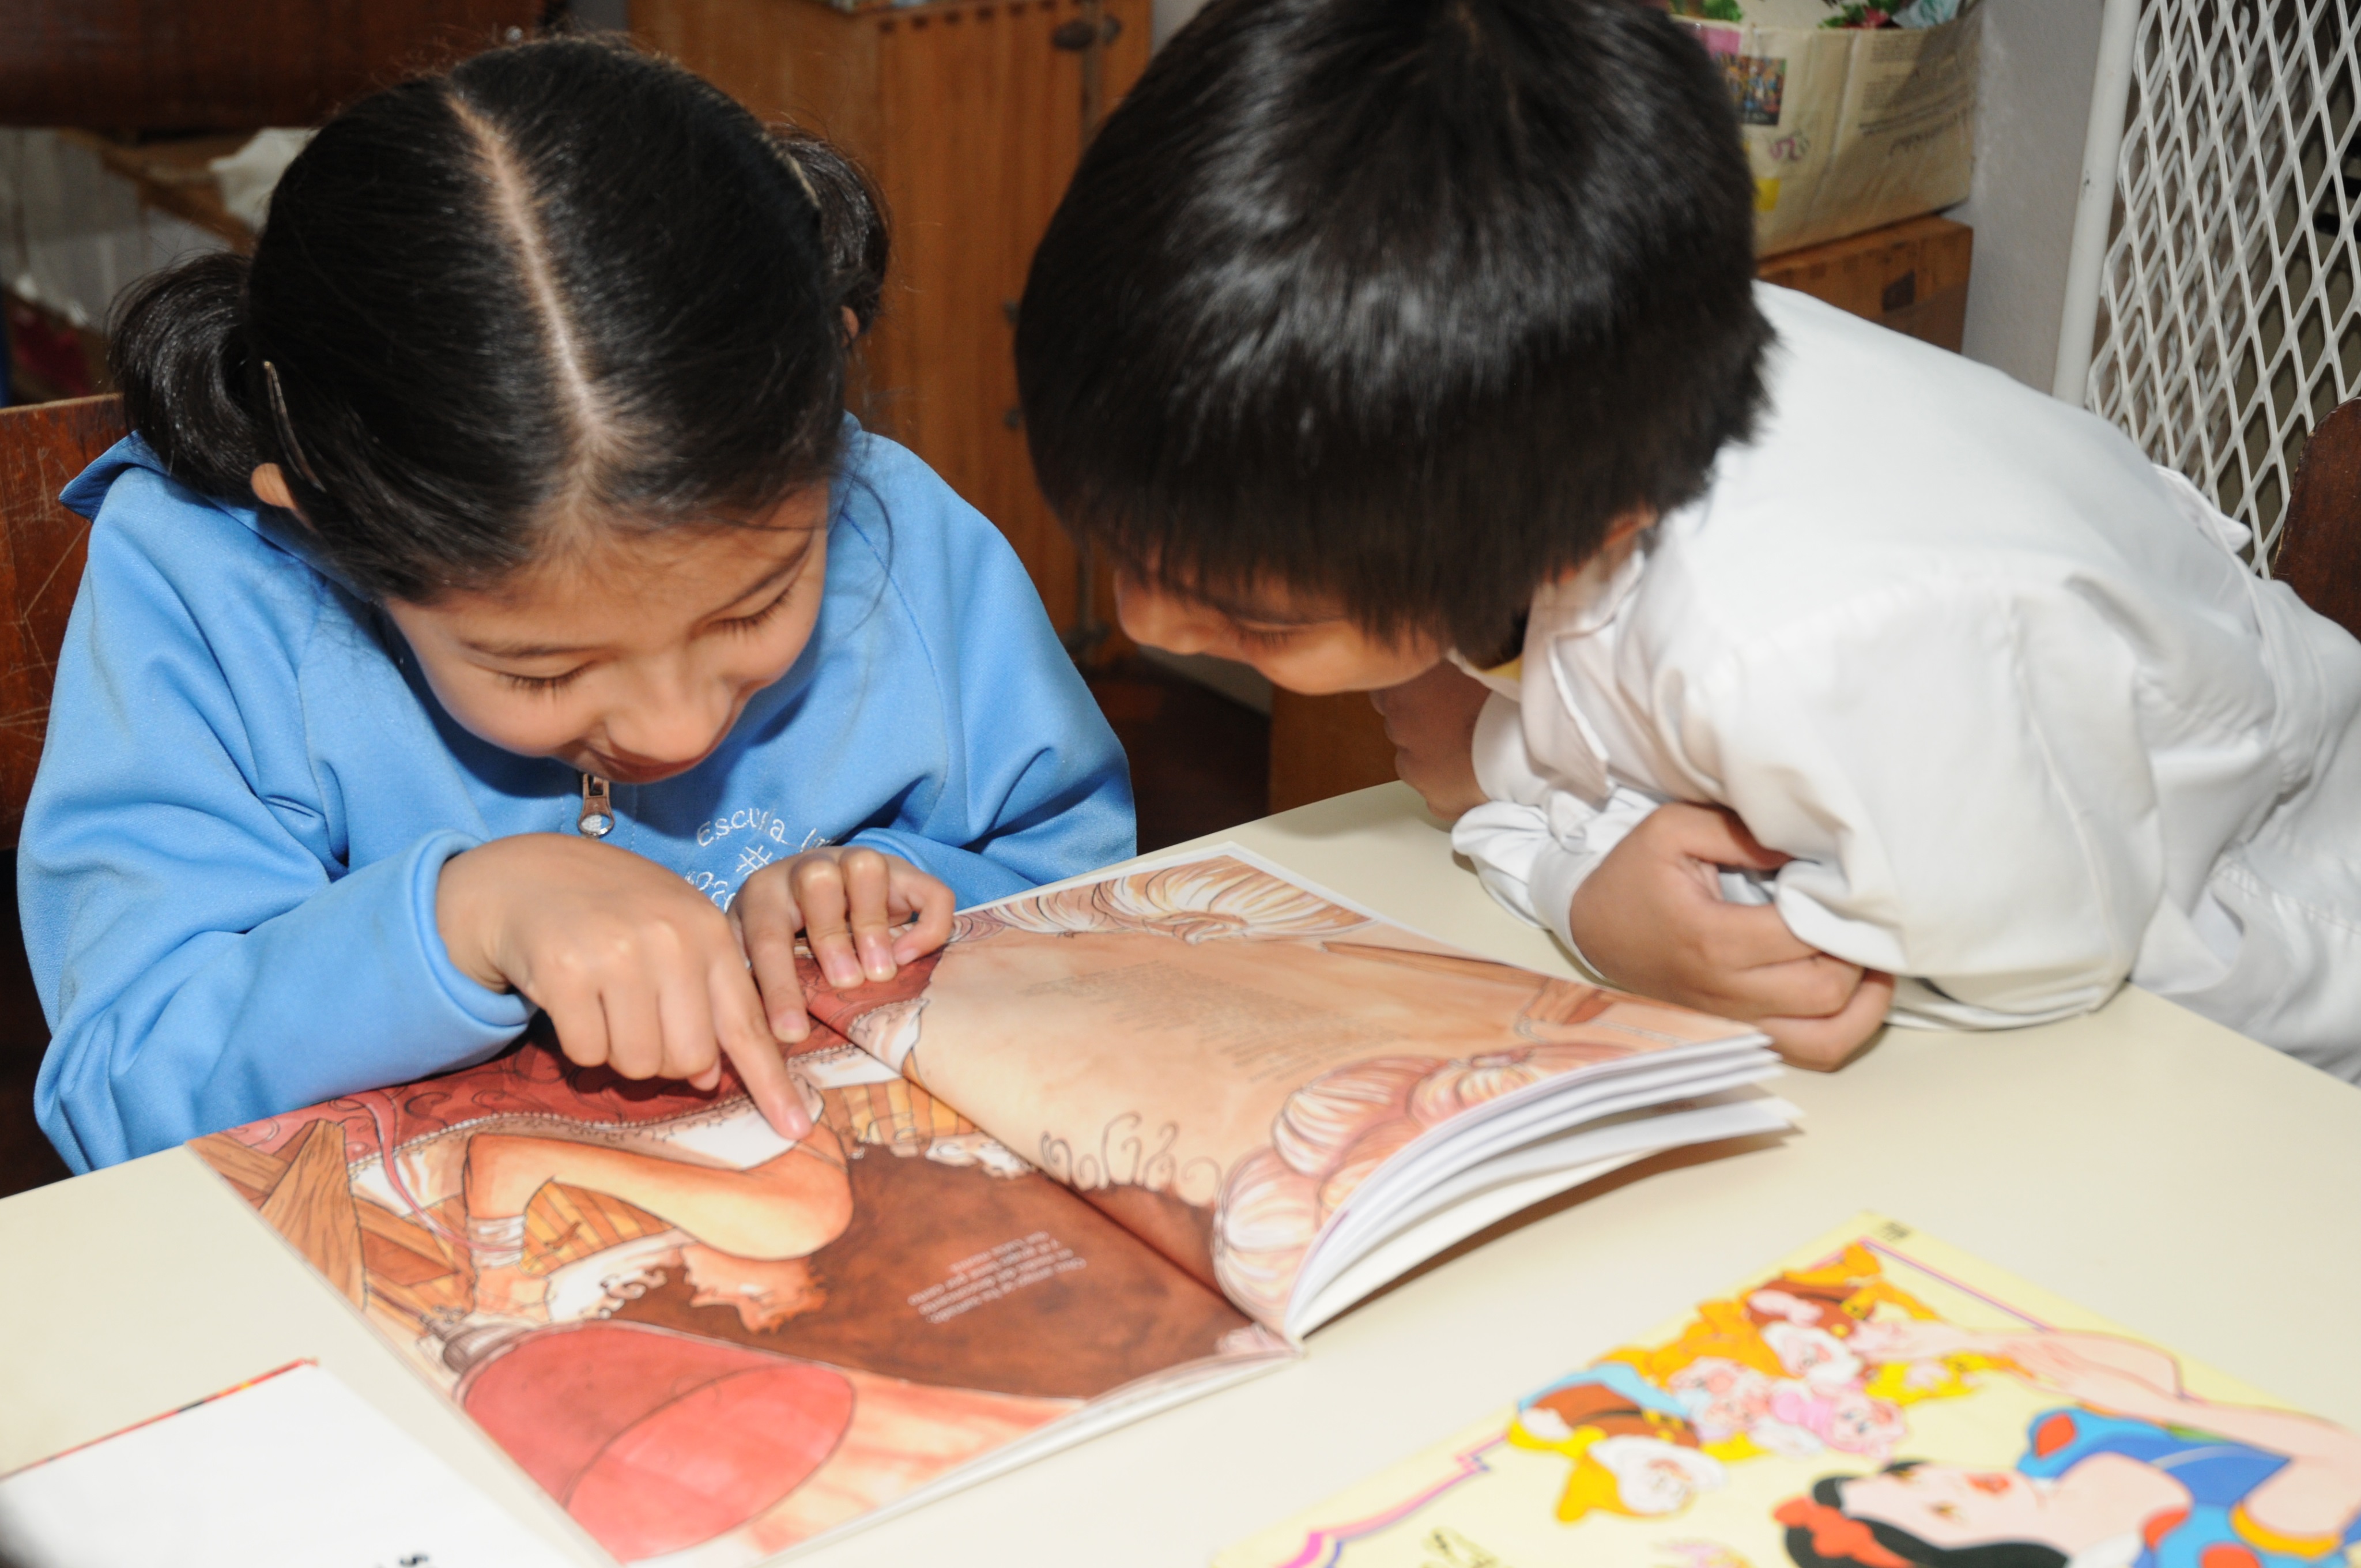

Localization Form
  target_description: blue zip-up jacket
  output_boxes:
[22,425,1134,1172]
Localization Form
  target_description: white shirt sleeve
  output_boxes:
[1449,693,1662,958]
[1672,578,2164,1030]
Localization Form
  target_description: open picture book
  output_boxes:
[188,846,1792,1565]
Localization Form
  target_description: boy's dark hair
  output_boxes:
[110,37,887,603]
[1016,0,1770,658]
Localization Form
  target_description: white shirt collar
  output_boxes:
[1447,527,1657,699]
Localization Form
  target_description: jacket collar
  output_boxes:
[63,434,361,594]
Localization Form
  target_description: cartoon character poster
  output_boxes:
[1220,1216,2361,1568]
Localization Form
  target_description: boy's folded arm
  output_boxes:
[1451,689,1662,961]
[1684,584,2164,1028]
[1451,790,1660,962]
[22,527,528,1173]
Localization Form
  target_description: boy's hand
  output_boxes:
[1370,662,1491,823]
[733,846,955,1043]
[435,835,810,1137]
[1566,803,1894,1070]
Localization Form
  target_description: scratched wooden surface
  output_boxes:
[0,394,118,847]
[0,393,120,1197]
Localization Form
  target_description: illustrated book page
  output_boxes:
[190,1004,1281,1568]
[806,847,1787,1337]
[1219,1213,2361,1568]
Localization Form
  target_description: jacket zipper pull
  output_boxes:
[578,772,615,839]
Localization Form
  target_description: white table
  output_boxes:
[6,782,2358,1566]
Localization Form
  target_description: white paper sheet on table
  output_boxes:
[0,1360,579,1568]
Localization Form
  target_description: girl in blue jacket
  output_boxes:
[21,39,1134,1172]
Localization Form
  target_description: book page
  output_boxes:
[188,1013,1276,1567]
[806,851,1766,1330]
[1219,1213,2361,1568]
[0,1362,578,1568]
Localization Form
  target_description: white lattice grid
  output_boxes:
[2085,0,2361,574]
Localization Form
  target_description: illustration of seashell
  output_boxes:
[1212,1145,1324,1323]
[1316,1115,1423,1217]
[974,856,1370,945]
[1271,1055,1436,1175]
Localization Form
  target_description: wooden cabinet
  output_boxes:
[1268,688,1399,816]
[634,0,1151,641]
[1759,215,1974,354]
[0,1,541,129]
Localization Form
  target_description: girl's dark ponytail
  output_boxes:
[107,251,266,502]
[776,129,890,336]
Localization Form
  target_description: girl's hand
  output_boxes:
[435,834,809,1137]
[733,846,955,1043]
[1566,802,1894,1070]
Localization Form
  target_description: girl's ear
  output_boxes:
[250,463,310,526]
[251,463,295,510]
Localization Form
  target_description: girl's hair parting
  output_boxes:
[108,36,888,603]
[1778,1469,2068,1568]
[1015,0,1771,659]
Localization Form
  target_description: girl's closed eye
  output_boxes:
[706,533,820,639]
[711,581,800,636]
[501,666,590,694]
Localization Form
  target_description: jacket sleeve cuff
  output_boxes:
[406,830,537,1031]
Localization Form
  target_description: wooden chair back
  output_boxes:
[0,395,125,849]
[2280,398,2361,642]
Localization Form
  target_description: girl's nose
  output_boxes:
[602,670,738,772]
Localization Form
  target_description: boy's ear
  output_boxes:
[250,463,308,525]
[1604,506,1658,547]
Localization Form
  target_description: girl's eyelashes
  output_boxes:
[500,666,588,694]
[483,582,797,692]
[712,582,799,637]
[1233,624,1300,651]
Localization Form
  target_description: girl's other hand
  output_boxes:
[435,834,809,1137]
[1566,802,1893,1071]
[733,846,955,1042]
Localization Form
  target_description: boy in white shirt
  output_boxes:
[1014,0,2361,1076]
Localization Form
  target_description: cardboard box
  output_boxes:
[1669,3,1983,255]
